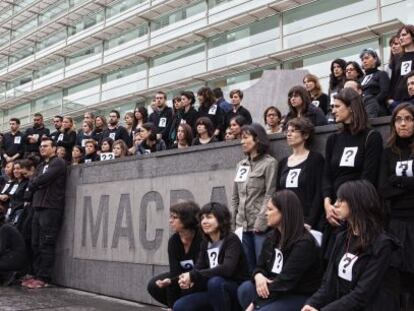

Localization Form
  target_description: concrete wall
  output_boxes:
[55,117,391,304]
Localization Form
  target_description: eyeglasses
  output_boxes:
[395,116,414,124]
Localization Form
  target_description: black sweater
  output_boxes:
[283,104,327,131]
[3,131,24,158]
[24,126,50,154]
[198,104,225,137]
[165,230,203,307]
[56,129,77,161]
[225,105,253,127]
[322,127,383,200]
[306,231,399,311]
[277,151,324,228]
[379,138,414,218]
[311,93,330,115]
[392,51,414,101]
[252,230,322,308]
[102,126,130,145]
[149,106,174,145]
[84,152,100,163]
[8,179,29,211]
[190,233,249,285]
[361,68,390,108]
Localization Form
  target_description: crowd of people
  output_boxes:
[0,23,413,310]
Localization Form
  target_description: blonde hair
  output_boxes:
[63,116,76,133]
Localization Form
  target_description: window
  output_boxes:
[105,62,146,83]
[208,0,234,9]
[105,24,148,50]
[151,43,205,67]
[67,44,103,66]
[37,30,66,52]
[9,45,35,65]
[39,0,69,25]
[32,92,62,117]
[106,0,146,18]
[34,60,64,79]
[67,11,104,37]
[11,16,38,40]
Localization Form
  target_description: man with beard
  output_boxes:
[49,115,63,142]
[102,110,129,146]
[24,113,50,158]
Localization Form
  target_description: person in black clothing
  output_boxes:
[147,201,202,309]
[303,74,330,115]
[277,118,324,230]
[100,137,113,154]
[229,115,247,140]
[345,61,364,81]
[102,110,130,146]
[71,145,84,165]
[3,118,24,165]
[359,48,390,117]
[149,91,174,147]
[0,212,27,285]
[136,122,167,155]
[192,117,217,146]
[0,162,15,214]
[226,89,252,127]
[124,112,135,148]
[174,202,249,311]
[282,86,327,131]
[322,88,383,261]
[388,34,403,106]
[22,137,66,289]
[83,140,100,163]
[391,25,414,107]
[5,161,29,226]
[49,115,63,142]
[170,91,199,143]
[56,116,76,162]
[302,180,400,311]
[238,190,322,311]
[76,120,94,148]
[133,106,148,133]
[93,115,108,145]
[379,103,414,308]
[197,87,225,140]
[24,113,50,158]
[328,58,347,103]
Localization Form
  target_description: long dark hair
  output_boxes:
[240,123,270,156]
[336,180,385,252]
[334,88,369,135]
[133,106,148,129]
[345,61,364,80]
[197,87,216,108]
[387,103,414,156]
[329,58,346,92]
[270,190,305,251]
[287,85,311,116]
[199,202,231,241]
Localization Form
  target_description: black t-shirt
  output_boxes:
[3,131,24,158]
[392,51,414,101]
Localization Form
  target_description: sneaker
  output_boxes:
[26,279,49,289]
[21,277,35,287]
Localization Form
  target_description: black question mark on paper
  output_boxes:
[344,150,353,162]
[239,168,247,179]
[276,252,283,269]
[399,162,408,176]
[403,62,410,73]
[290,171,298,184]
[342,257,352,274]
[184,263,193,270]
[210,252,218,265]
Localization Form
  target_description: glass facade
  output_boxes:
[0,0,410,130]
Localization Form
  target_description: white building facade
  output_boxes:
[0,0,412,130]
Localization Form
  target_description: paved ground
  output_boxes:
[0,286,162,311]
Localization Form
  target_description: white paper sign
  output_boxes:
[396,160,413,177]
[180,119,187,124]
[286,168,301,188]
[42,164,49,174]
[311,100,320,107]
[1,183,10,194]
[109,133,116,140]
[330,92,337,105]
[310,230,323,247]
[81,139,87,147]
[208,105,217,115]
[158,117,167,128]
[57,134,64,142]
[401,60,412,75]
[207,247,220,268]
[271,248,283,274]
[14,136,21,144]
[100,152,115,161]
[361,74,373,86]
[339,147,358,167]
[338,253,358,281]
[32,134,40,142]
[234,165,250,182]
[9,184,18,195]
[84,159,92,164]
[235,227,243,242]
[180,260,194,270]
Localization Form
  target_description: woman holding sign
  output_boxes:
[379,103,414,307]
[174,202,248,311]
[147,201,202,309]
[238,190,322,311]
[322,88,382,260]
[277,118,324,230]
[232,123,278,273]
[302,180,399,311]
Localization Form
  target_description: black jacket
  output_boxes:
[30,156,66,209]
[198,104,225,138]
[252,230,322,308]
[24,126,50,154]
[8,179,29,211]
[225,105,253,127]
[149,106,174,145]
[76,131,94,147]
[56,129,77,161]
[306,231,400,311]
[361,68,390,110]
[283,104,327,131]
[190,233,249,286]
[391,51,414,101]
[84,152,100,163]
[102,125,130,146]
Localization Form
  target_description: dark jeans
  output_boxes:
[242,232,266,273]
[173,276,240,311]
[0,252,26,273]
[32,208,62,282]
[238,280,308,311]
